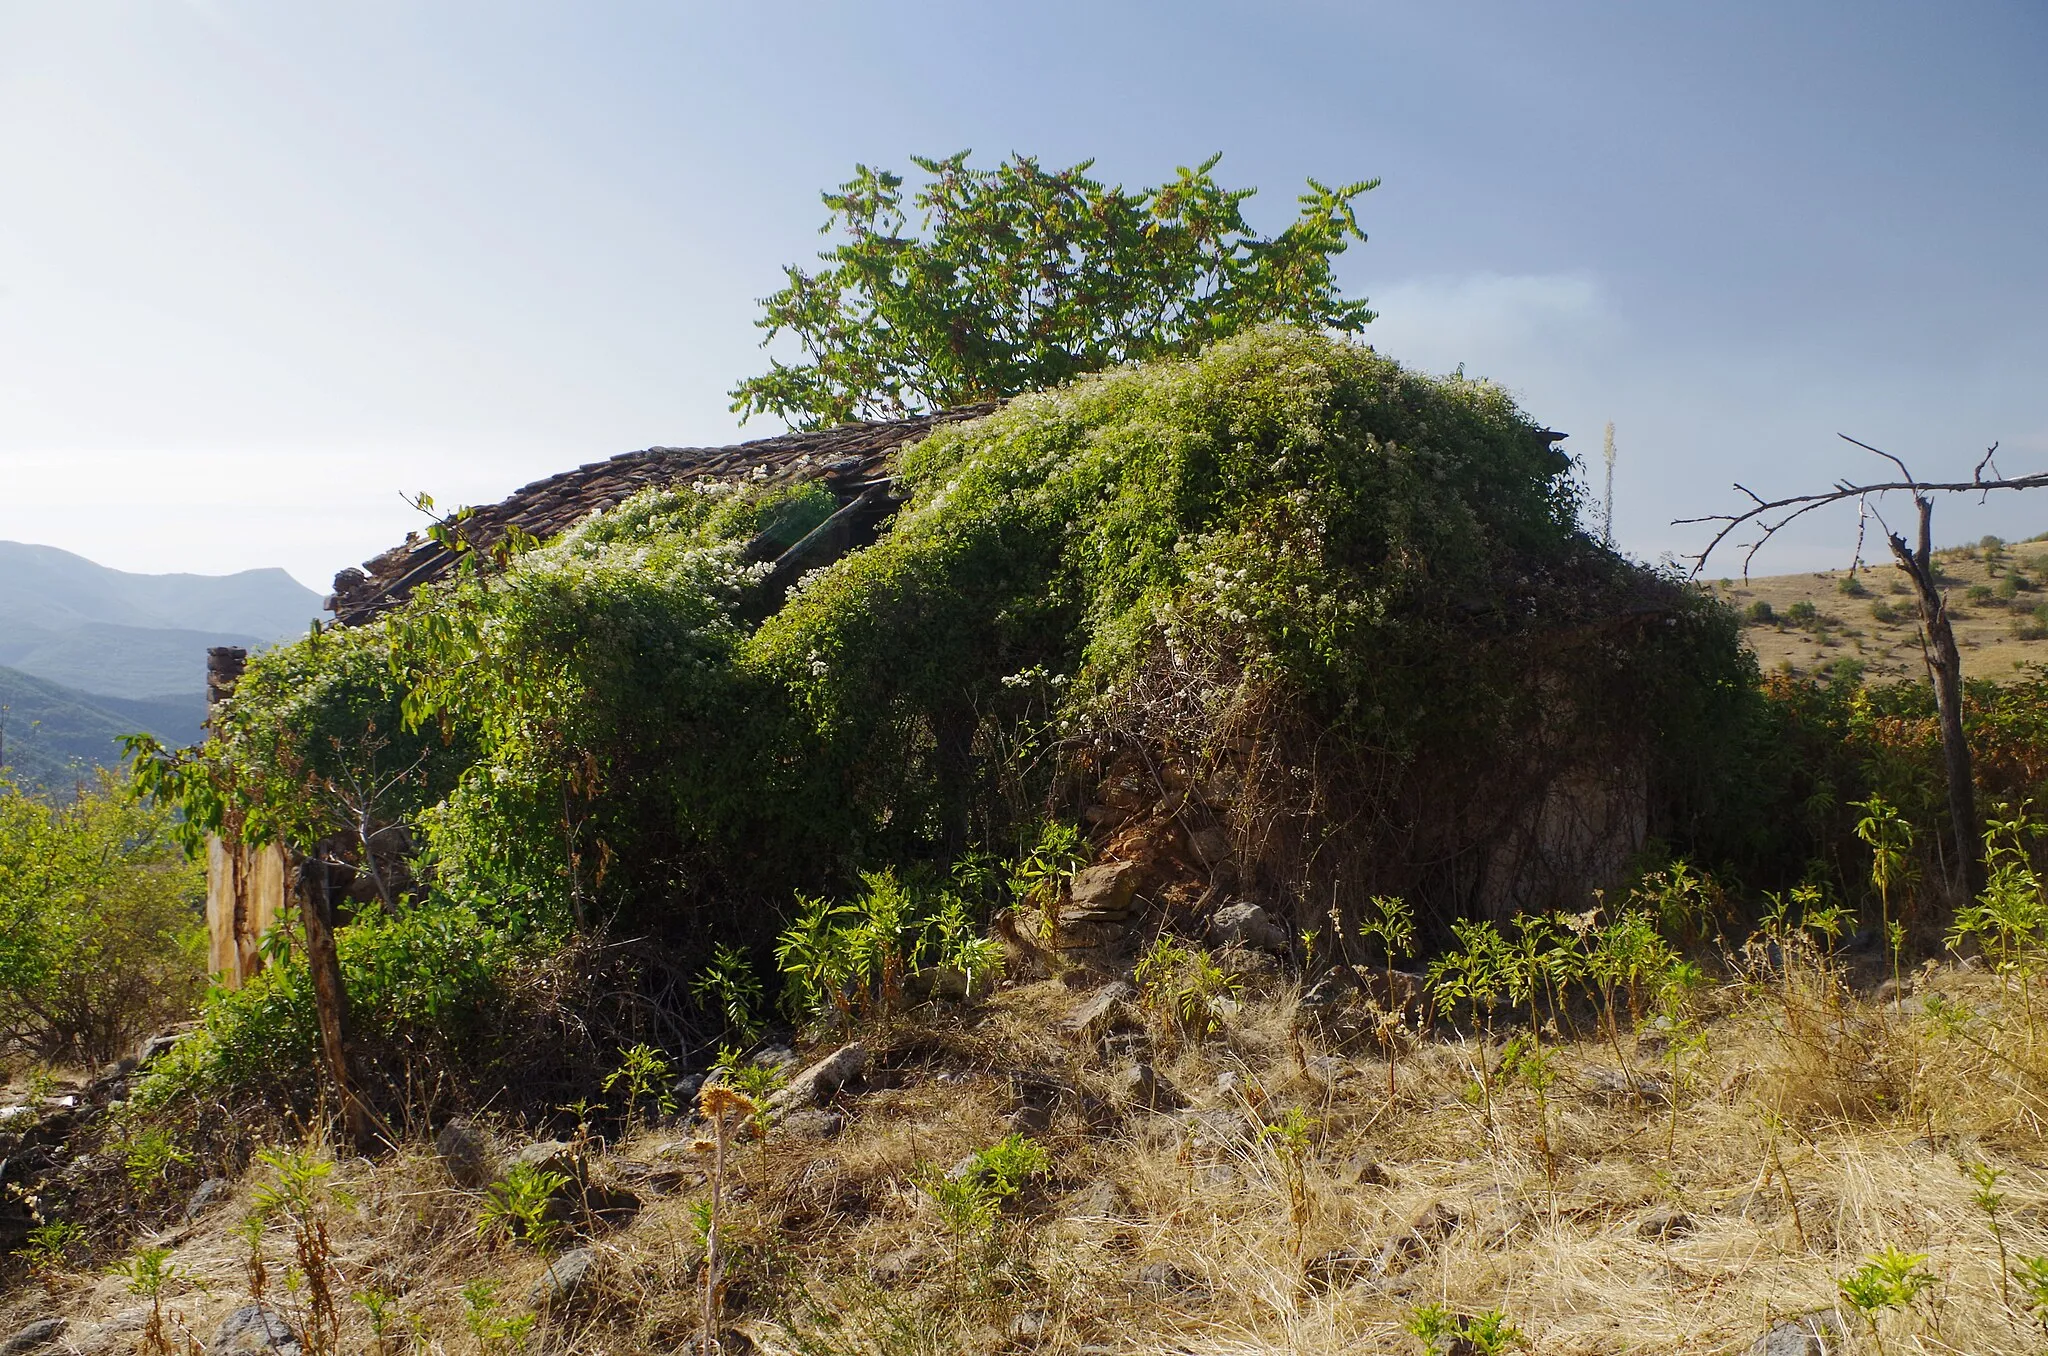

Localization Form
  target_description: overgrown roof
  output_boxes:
[325,405,998,625]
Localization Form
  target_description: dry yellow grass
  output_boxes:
[16,956,2048,1354]
[1711,537,2048,681]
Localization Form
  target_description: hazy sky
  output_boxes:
[3,1,2043,592]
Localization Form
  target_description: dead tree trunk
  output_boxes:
[295,856,375,1153]
[1883,495,1981,901]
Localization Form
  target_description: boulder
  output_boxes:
[530,1246,601,1315]
[209,1306,301,1356]
[1064,982,1139,1041]
[1636,1207,1694,1240]
[780,1109,845,1140]
[1117,1062,1188,1112]
[435,1117,493,1189]
[1745,1310,1844,1356]
[0,1320,66,1356]
[1210,902,1287,952]
[184,1176,233,1221]
[1066,861,1142,920]
[767,1042,868,1113]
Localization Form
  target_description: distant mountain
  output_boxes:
[0,541,322,638]
[0,665,205,792]
[0,541,323,707]
[0,618,271,700]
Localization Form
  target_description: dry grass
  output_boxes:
[17,959,2048,1354]
[1713,541,2048,681]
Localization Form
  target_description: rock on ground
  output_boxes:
[1209,901,1287,951]
[0,1320,65,1356]
[209,1306,301,1356]
[768,1042,868,1113]
[435,1117,493,1188]
[1746,1310,1844,1356]
[531,1245,601,1314]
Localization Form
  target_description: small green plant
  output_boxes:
[108,1245,182,1356]
[117,1126,192,1193]
[1965,1161,2012,1307]
[355,1287,400,1356]
[1838,573,1869,596]
[1853,794,1917,999]
[461,1279,536,1355]
[1134,935,1240,1041]
[1839,1246,1937,1352]
[603,1042,680,1133]
[1259,1106,1317,1258]
[21,1219,86,1271]
[1356,894,1415,1100]
[1786,599,1819,626]
[250,1147,353,1356]
[2015,1253,2048,1333]
[916,1133,1048,1286]
[692,945,764,1046]
[1012,820,1089,942]
[476,1160,571,1252]
[1405,1302,1526,1355]
[1745,599,1777,624]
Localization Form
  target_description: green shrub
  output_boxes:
[0,770,204,1064]
[1786,600,1819,626]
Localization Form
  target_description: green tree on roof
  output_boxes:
[731,151,1379,429]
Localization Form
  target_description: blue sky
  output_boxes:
[2,1,2043,590]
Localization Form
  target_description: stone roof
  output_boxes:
[326,406,997,625]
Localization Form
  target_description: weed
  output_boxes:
[249,1146,353,1356]
[1405,1302,1526,1354]
[355,1287,400,1356]
[916,1133,1048,1289]
[1966,1161,2012,1307]
[21,1219,85,1271]
[1135,935,1240,1042]
[476,1160,571,1252]
[1259,1105,1317,1258]
[604,1041,680,1133]
[1357,894,1415,1100]
[1853,794,1917,998]
[1840,1246,1938,1352]
[117,1125,191,1193]
[108,1245,182,1356]
[461,1279,536,1355]
[693,944,765,1046]
[696,1081,761,1354]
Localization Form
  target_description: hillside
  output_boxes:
[0,665,205,791]
[1712,535,2048,682]
[0,542,320,639]
[0,619,269,701]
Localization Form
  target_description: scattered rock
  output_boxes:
[1067,861,1142,920]
[435,1117,493,1189]
[1636,1207,1694,1240]
[530,1246,601,1314]
[1745,1309,1843,1356]
[1100,1028,1153,1063]
[754,1044,800,1071]
[868,1243,928,1284]
[903,964,975,1005]
[1377,1202,1461,1274]
[1130,1258,1204,1291]
[1303,1246,1375,1291]
[1214,943,1279,980]
[0,1320,66,1356]
[1186,827,1232,866]
[209,1306,301,1356]
[1006,1102,1055,1135]
[1335,1153,1392,1187]
[1064,982,1140,1041]
[508,1139,584,1183]
[670,1072,707,1114]
[1875,977,1913,1005]
[1008,1311,1049,1341]
[1580,1065,1669,1106]
[780,1109,845,1140]
[133,1030,190,1068]
[1117,1062,1188,1111]
[768,1042,868,1113]
[1005,1072,1068,1136]
[1210,901,1287,952]
[184,1176,233,1222]
[1064,1179,1127,1219]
